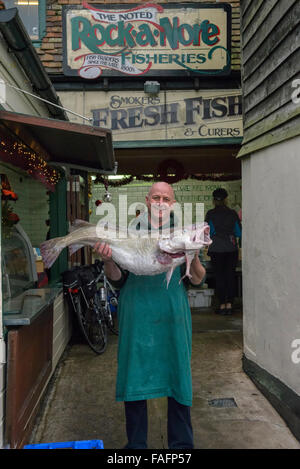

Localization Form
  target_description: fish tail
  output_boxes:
[40,237,65,269]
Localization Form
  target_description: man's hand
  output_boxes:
[94,241,112,262]
[190,251,206,285]
[93,241,121,281]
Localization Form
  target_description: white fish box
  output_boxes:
[188,289,214,308]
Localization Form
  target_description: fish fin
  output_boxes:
[166,266,175,289]
[40,237,64,269]
[179,253,194,284]
[69,244,84,256]
[69,219,93,232]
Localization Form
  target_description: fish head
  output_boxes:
[155,222,212,285]
[157,222,212,257]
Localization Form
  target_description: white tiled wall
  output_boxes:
[89,178,242,225]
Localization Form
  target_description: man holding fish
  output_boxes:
[94,182,207,449]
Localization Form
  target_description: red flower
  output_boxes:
[95,200,102,206]
[8,212,19,224]
[1,189,18,201]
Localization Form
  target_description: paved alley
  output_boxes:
[28,309,300,450]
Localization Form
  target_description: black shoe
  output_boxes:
[216,308,227,315]
[225,308,233,315]
[123,443,148,449]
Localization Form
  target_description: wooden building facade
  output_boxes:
[239,0,300,440]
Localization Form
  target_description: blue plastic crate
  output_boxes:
[24,439,104,449]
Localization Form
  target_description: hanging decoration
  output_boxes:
[93,159,241,187]
[88,175,93,199]
[190,173,241,181]
[102,176,112,202]
[103,191,112,202]
[157,159,185,184]
[95,175,135,186]
[0,131,61,191]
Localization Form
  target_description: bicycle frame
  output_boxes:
[63,260,118,354]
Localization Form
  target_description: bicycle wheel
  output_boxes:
[74,294,107,355]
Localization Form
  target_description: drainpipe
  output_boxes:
[0,7,68,121]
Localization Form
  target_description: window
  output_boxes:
[3,0,46,44]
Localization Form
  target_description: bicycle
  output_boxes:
[62,259,119,355]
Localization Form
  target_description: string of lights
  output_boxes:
[0,131,61,191]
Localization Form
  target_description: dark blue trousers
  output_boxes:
[124,397,194,449]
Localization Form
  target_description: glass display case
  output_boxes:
[2,223,38,310]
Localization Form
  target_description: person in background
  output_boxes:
[238,208,242,222]
[205,188,242,315]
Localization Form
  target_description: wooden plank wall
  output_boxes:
[231,0,241,70]
[0,360,5,448]
[238,0,300,157]
[52,292,72,371]
[5,306,53,449]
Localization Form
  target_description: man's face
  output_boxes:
[146,183,175,224]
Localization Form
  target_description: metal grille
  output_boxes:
[208,398,237,408]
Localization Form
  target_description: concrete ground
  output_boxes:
[28,307,300,449]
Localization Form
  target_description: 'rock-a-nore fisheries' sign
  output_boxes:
[62,2,232,79]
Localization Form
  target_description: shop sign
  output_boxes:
[63,3,231,78]
[82,89,243,145]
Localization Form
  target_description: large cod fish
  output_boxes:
[40,220,212,286]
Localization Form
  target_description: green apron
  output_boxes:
[116,265,193,406]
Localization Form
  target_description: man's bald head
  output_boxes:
[147,182,175,201]
[145,181,176,226]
